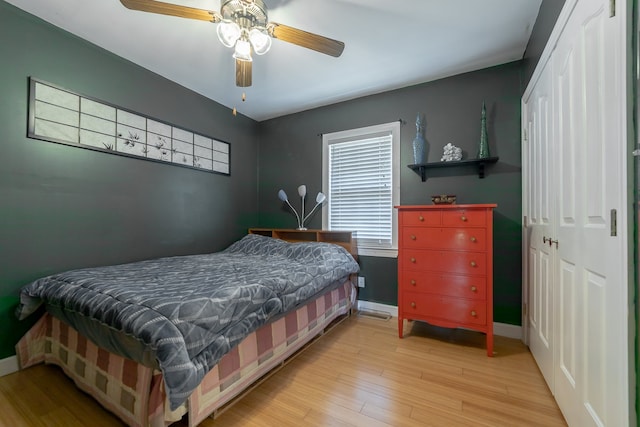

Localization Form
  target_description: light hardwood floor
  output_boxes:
[0,314,566,427]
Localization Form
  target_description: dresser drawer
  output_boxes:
[400,210,441,227]
[402,227,486,251]
[402,291,487,325]
[401,273,486,300]
[402,250,487,275]
[442,209,487,227]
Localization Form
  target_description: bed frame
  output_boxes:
[16,230,356,427]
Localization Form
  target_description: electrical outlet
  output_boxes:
[357,276,365,288]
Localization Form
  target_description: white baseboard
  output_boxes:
[493,322,523,340]
[356,300,523,340]
[357,300,398,318]
[0,356,19,377]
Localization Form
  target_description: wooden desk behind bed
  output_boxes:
[248,228,357,258]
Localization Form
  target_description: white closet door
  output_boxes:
[523,0,629,425]
[552,0,628,425]
[523,67,555,389]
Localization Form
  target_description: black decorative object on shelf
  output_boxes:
[408,156,499,181]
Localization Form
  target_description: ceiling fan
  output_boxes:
[119,0,345,87]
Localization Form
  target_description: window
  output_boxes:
[322,121,400,257]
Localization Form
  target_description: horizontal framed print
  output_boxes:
[27,77,231,176]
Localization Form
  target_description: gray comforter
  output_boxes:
[16,234,359,410]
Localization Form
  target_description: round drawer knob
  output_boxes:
[471,310,477,317]
[411,302,416,308]
[470,236,477,242]
[470,261,477,267]
[410,235,416,240]
[470,286,477,292]
[419,215,424,222]
[410,280,417,286]
[461,216,467,222]
[410,257,416,263]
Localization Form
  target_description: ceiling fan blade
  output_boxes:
[269,23,345,58]
[119,0,221,22]
[236,59,252,87]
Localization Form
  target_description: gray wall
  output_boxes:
[0,1,260,358]
[522,0,567,87]
[257,61,524,324]
[256,0,567,327]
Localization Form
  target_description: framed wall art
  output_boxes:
[27,78,231,176]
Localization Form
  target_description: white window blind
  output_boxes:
[322,122,400,257]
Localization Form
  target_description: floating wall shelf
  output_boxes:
[408,156,499,181]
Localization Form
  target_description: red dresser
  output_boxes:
[396,204,496,356]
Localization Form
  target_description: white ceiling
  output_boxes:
[6,0,542,121]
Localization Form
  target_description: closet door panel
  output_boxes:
[583,12,608,226]
[557,45,576,227]
[558,259,577,389]
[554,19,583,425]
[553,7,585,425]
[585,271,606,423]
[538,249,553,348]
[538,94,552,227]
[524,68,555,388]
[553,1,625,426]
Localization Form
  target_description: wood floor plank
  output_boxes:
[302,408,356,427]
[359,346,464,377]
[462,400,567,427]
[360,402,427,427]
[410,402,495,427]
[259,375,366,414]
[336,370,464,412]
[0,314,567,426]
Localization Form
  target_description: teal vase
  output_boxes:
[412,114,426,164]
[478,101,490,159]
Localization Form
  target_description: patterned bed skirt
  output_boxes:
[16,281,355,427]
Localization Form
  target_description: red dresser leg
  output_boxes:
[398,317,404,338]
[487,330,494,357]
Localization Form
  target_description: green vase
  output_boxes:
[478,101,490,159]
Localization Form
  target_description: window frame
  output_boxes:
[321,121,400,258]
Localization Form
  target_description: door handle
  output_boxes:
[543,236,559,248]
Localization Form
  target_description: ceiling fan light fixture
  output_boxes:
[118,0,345,88]
[248,28,271,55]
[217,20,241,47]
[233,38,253,61]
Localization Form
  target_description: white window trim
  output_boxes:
[322,121,400,258]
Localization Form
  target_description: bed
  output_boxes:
[15,232,359,426]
